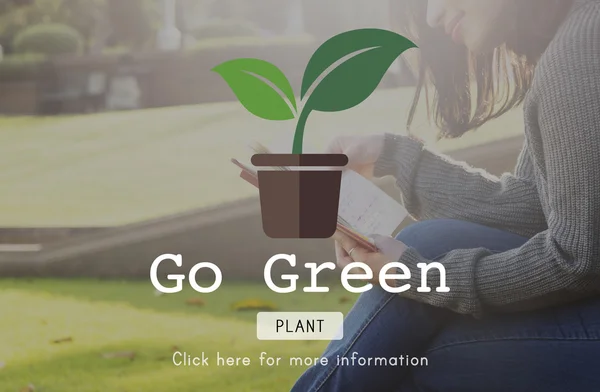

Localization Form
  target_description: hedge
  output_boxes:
[13,23,84,56]
[0,53,47,82]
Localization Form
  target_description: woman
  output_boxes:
[292,0,600,391]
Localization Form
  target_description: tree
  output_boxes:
[0,0,34,14]
[0,0,52,53]
[56,0,106,53]
[106,0,158,50]
[0,0,106,54]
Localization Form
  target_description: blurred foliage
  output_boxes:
[106,0,160,51]
[0,0,34,15]
[0,0,96,53]
[209,0,290,34]
[0,52,46,81]
[246,0,296,33]
[0,0,161,53]
[190,19,261,40]
[13,22,83,55]
[0,29,316,85]
[56,0,106,51]
[186,34,316,53]
[0,0,318,54]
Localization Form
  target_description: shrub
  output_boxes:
[13,23,84,56]
[0,53,46,82]
[191,19,262,40]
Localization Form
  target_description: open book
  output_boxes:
[232,143,409,251]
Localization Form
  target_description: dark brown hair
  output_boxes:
[392,0,573,138]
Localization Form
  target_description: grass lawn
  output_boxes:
[0,88,523,228]
[0,279,358,392]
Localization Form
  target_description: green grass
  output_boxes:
[0,279,358,392]
[0,88,523,227]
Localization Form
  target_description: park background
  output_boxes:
[0,0,524,391]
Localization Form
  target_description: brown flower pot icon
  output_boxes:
[251,153,348,238]
[214,28,416,239]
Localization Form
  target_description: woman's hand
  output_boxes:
[326,134,385,179]
[333,231,408,288]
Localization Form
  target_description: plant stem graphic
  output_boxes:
[212,28,417,155]
[292,106,311,154]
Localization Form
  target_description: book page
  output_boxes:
[338,170,408,238]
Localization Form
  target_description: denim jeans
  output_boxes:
[291,219,600,392]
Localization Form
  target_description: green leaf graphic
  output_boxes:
[300,28,417,112]
[212,58,297,121]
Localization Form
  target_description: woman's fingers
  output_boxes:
[333,231,401,287]
[333,231,370,263]
[332,231,357,251]
[334,232,356,268]
[335,240,347,258]
[335,241,353,268]
[347,247,371,264]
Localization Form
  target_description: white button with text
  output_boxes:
[257,312,344,341]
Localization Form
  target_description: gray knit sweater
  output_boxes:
[374,0,600,316]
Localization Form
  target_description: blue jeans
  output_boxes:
[291,219,600,392]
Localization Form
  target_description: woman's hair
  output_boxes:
[392,0,569,138]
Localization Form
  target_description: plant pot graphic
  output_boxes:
[215,29,417,239]
[251,154,349,239]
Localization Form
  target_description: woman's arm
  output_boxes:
[390,12,600,315]
[374,135,547,238]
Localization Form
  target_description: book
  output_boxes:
[232,143,409,252]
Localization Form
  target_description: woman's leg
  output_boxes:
[404,296,600,391]
[291,219,529,392]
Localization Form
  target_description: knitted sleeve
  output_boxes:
[374,135,546,238]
